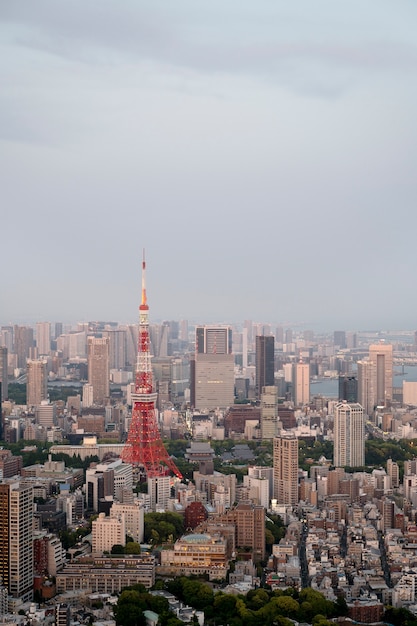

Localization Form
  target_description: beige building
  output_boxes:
[160,532,228,580]
[333,402,364,468]
[293,362,310,406]
[273,433,298,505]
[92,512,126,553]
[194,354,234,410]
[110,501,144,543]
[56,554,155,593]
[26,359,48,407]
[87,337,110,405]
[260,386,278,439]
[369,343,393,407]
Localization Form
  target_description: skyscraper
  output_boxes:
[293,361,310,406]
[36,322,51,356]
[333,402,365,468]
[260,386,278,440]
[87,337,110,405]
[0,347,8,401]
[273,433,298,505]
[369,343,393,408]
[0,481,34,602]
[192,326,234,410]
[26,359,48,407]
[338,375,358,403]
[14,326,34,369]
[357,343,393,416]
[255,335,275,399]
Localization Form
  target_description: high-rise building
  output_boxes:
[358,344,393,416]
[333,331,347,349]
[260,386,278,440]
[192,326,234,411]
[369,343,393,408]
[54,322,63,340]
[338,375,358,403]
[110,501,144,544]
[293,361,310,406]
[104,329,126,370]
[14,326,34,369]
[273,433,298,505]
[0,481,33,602]
[387,458,400,489]
[26,359,48,407]
[148,475,171,511]
[333,402,365,468]
[36,322,51,356]
[0,347,8,401]
[255,336,275,399]
[92,512,126,553]
[87,337,110,405]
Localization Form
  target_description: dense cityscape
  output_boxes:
[2,261,417,626]
[2,2,417,626]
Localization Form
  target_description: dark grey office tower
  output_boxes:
[338,375,358,403]
[334,331,347,349]
[256,336,275,398]
[54,322,63,339]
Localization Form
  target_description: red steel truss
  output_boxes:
[121,254,183,479]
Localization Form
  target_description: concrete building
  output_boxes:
[333,402,365,468]
[26,359,48,407]
[273,433,299,506]
[36,322,51,356]
[110,501,144,544]
[160,533,228,580]
[35,401,56,428]
[148,476,171,511]
[87,336,110,405]
[260,385,278,439]
[104,329,126,370]
[369,343,393,408]
[0,481,33,602]
[92,512,126,553]
[56,554,155,593]
[191,326,234,410]
[293,361,310,406]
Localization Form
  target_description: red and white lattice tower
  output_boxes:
[121,254,183,479]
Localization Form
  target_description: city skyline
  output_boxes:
[2,2,417,328]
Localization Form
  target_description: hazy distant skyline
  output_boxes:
[2,2,417,330]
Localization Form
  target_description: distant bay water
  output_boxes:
[310,365,417,399]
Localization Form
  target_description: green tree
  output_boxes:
[125,541,141,554]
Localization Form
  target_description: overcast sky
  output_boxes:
[1,1,417,331]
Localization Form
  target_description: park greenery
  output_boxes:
[114,579,349,626]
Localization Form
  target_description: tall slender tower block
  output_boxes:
[121,255,182,479]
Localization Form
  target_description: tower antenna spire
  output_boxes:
[141,248,147,309]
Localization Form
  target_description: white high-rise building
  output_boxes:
[148,476,171,511]
[110,501,144,544]
[92,512,126,553]
[293,362,310,406]
[333,402,365,468]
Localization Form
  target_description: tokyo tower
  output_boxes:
[121,254,183,479]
